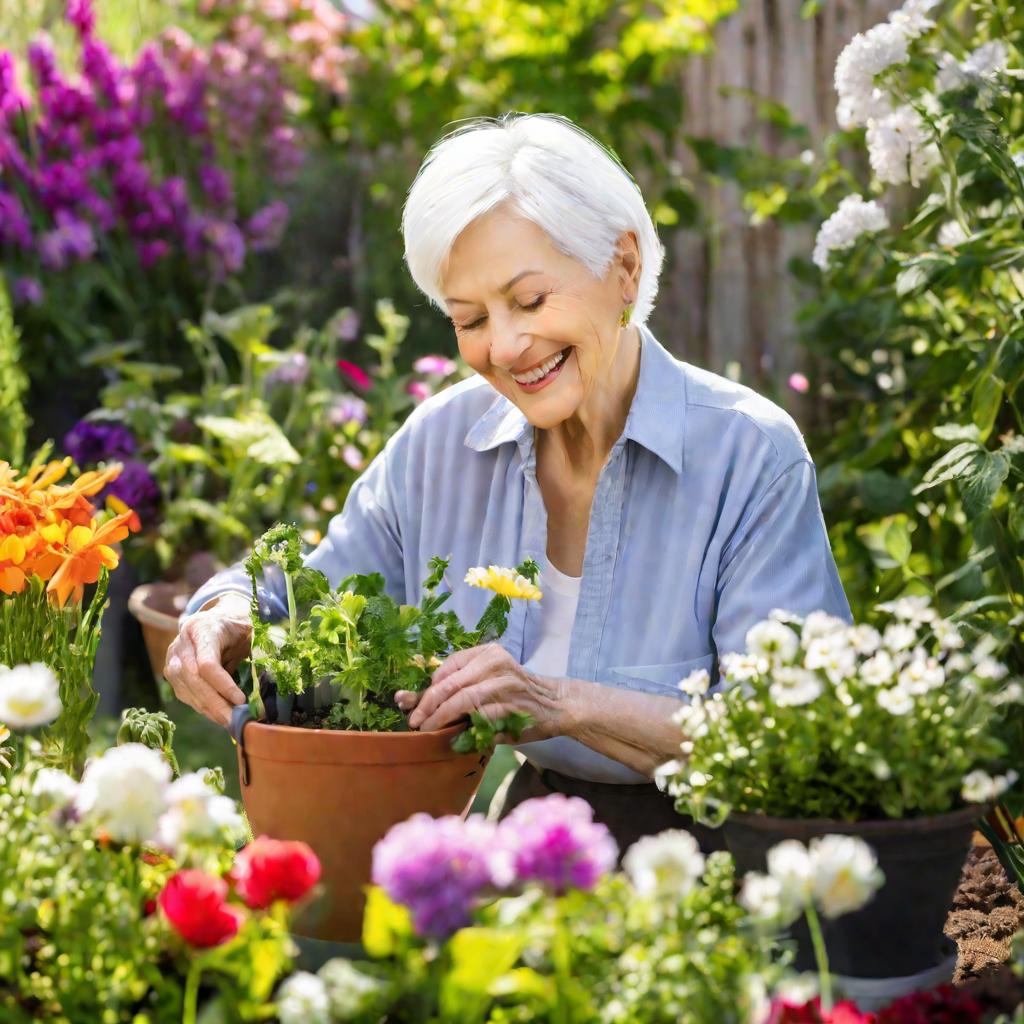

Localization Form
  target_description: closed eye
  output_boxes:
[457,294,547,332]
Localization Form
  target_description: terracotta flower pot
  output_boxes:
[127,581,194,681]
[230,705,490,943]
[723,804,981,979]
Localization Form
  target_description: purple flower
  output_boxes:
[66,0,96,39]
[81,38,123,104]
[102,459,161,524]
[0,52,28,121]
[0,193,33,250]
[413,355,457,377]
[199,165,233,208]
[371,814,508,940]
[64,420,137,465]
[12,277,44,306]
[38,214,96,270]
[205,220,246,277]
[245,200,289,251]
[334,308,359,342]
[28,35,60,90]
[326,395,368,427]
[498,795,617,894]
[266,351,309,387]
[137,239,169,268]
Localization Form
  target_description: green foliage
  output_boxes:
[0,574,107,777]
[116,707,180,776]
[0,275,29,468]
[244,523,536,750]
[337,853,783,1024]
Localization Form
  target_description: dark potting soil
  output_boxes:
[947,846,1024,1012]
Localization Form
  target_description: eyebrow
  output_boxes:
[445,269,542,306]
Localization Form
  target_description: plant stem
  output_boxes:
[805,900,832,1013]
[182,956,202,1024]
[551,900,573,1024]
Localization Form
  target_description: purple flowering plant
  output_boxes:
[1,0,321,380]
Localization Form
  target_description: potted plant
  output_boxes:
[230,523,538,942]
[661,597,1018,988]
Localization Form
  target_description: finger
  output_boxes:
[429,642,505,688]
[394,690,421,713]
[413,646,507,727]
[418,681,503,733]
[194,631,246,706]
[174,645,230,725]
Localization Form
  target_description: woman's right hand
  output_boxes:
[164,593,253,727]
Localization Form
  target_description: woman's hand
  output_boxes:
[398,643,573,741]
[164,594,252,727]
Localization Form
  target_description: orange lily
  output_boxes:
[46,511,134,607]
[0,534,28,595]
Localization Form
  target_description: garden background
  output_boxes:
[1,0,1021,804]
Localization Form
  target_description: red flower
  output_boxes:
[875,985,984,1024]
[336,359,372,391]
[159,870,244,948]
[765,998,875,1024]
[231,836,321,910]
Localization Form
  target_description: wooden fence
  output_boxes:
[651,0,903,404]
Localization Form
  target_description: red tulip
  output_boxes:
[159,870,244,948]
[765,998,875,1024]
[336,359,372,391]
[231,836,321,910]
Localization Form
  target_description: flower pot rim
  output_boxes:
[245,719,466,742]
[725,802,985,834]
[127,580,194,628]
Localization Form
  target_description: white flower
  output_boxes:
[769,609,804,626]
[872,758,892,781]
[937,40,1009,93]
[774,973,820,1005]
[932,619,964,650]
[974,656,1009,681]
[813,195,890,272]
[962,769,1019,804]
[860,650,896,687]
[769,667,823,707]
[319,958,387,1018]
[834,22,909,129]
[888,0,941,40]
[848,624,882,655]
[866,105,941,186]
[30,767,78,810]
[746,620,800,664]
[653,759,683,794]
[878,595,936,624]
[156,771,245,854]
[75,743,171,844]
[740,872,799,925]
[877,686,914,715]
[993,682,1024,706]
[678,668,710,698]
[804,634,857,684]
[720,652,769,682]
[938,221,969,247]
[672,701,709,739]
[802,611,850,641]
[277,971,330,1024]
[766,839,814,909]
[623,830,706,897]
[897,651,945,695]
[883,621,917,652]
[0,663,63,729]
[808,834,884,919]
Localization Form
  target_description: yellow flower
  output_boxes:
[465,565,543,601]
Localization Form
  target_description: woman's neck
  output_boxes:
[540,324,642,475]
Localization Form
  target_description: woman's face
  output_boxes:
[441,206,640,430]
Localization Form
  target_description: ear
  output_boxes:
[616,230,642,298]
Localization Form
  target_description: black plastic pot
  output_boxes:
[723,805,981,978]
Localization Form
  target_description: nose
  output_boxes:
[488,314,529,372]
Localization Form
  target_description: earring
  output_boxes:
[619,303,633,327]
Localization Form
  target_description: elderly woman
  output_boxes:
[167,113,850,852]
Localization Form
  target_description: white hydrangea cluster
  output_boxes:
[622,829,706,898]
[812,195,889,272]
[740,834,884,925]
[865,105,942,186]
[834,21,911,130]
[936,40,1010,94]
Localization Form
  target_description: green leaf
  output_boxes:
[913,442,983,493]
[962,451,1011,519]
[971,375,1004,440]
[440,928,525,1022]
[362,886,413,959]
[933,423,981,442]
[882,518,912,566]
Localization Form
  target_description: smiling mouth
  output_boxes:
[511,348,571,389]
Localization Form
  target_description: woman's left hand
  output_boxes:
[398,643,572,741]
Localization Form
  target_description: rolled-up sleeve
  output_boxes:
[184,437,406,620]
[712,459,851,659]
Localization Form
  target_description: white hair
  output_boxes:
[401,113,664,327]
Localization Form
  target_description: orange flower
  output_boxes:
[0,534,28,595]
[46,511,134,607]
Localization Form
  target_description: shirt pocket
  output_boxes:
[606,652,716,698]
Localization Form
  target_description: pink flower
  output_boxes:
[337,360,372,391]
[788,372,810,394]
[66,0,96,39]
[413,355,457,377]
[407,380,432,403]
[342,444,364,470]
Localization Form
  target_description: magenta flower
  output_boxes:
[66,0,96,39]
[788,372,810,394]
[336,360,372,392]
[413,355,457,377]
[371,814,507,940]
[498,795,617,894]
[407,380,432,403]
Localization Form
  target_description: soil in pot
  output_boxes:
[723,806,980,979]
[235,717,490,944]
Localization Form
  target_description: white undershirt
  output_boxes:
[515,559,649,784]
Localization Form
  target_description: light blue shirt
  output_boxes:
[187,325,851,783]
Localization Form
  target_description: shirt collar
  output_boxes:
[463,323,686,474]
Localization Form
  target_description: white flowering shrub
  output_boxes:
[663,599,1015,822]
